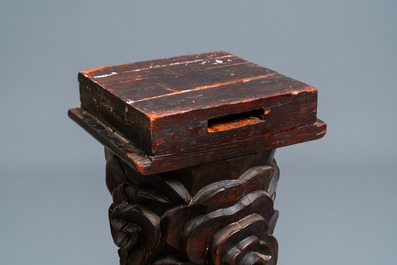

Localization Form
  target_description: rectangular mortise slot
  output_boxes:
[208,108,266,133]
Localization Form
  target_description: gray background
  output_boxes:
[1,1,396,264]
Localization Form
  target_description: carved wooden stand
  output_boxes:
[69,51,326,265]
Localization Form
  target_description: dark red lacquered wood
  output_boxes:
[69,51,326,265]
[70,51,325,175]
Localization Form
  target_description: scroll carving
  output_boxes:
[105,148,279,265]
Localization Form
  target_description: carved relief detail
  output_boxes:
[105,148,279,265]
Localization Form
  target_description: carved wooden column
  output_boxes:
[69,51,326,265]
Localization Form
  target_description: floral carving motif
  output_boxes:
[105,148,279,265]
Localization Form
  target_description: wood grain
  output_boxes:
[71,51,326,175]
[69,107,324,175]
[69,51,327,265]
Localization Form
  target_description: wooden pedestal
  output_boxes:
[69,51,326,265]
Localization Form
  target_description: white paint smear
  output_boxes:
[94,72,118,78]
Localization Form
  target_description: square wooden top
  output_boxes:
[70,51,326,175]
[79,51,312,118]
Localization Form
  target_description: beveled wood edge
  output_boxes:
[68,108,326,176]
[68,108,154,175]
